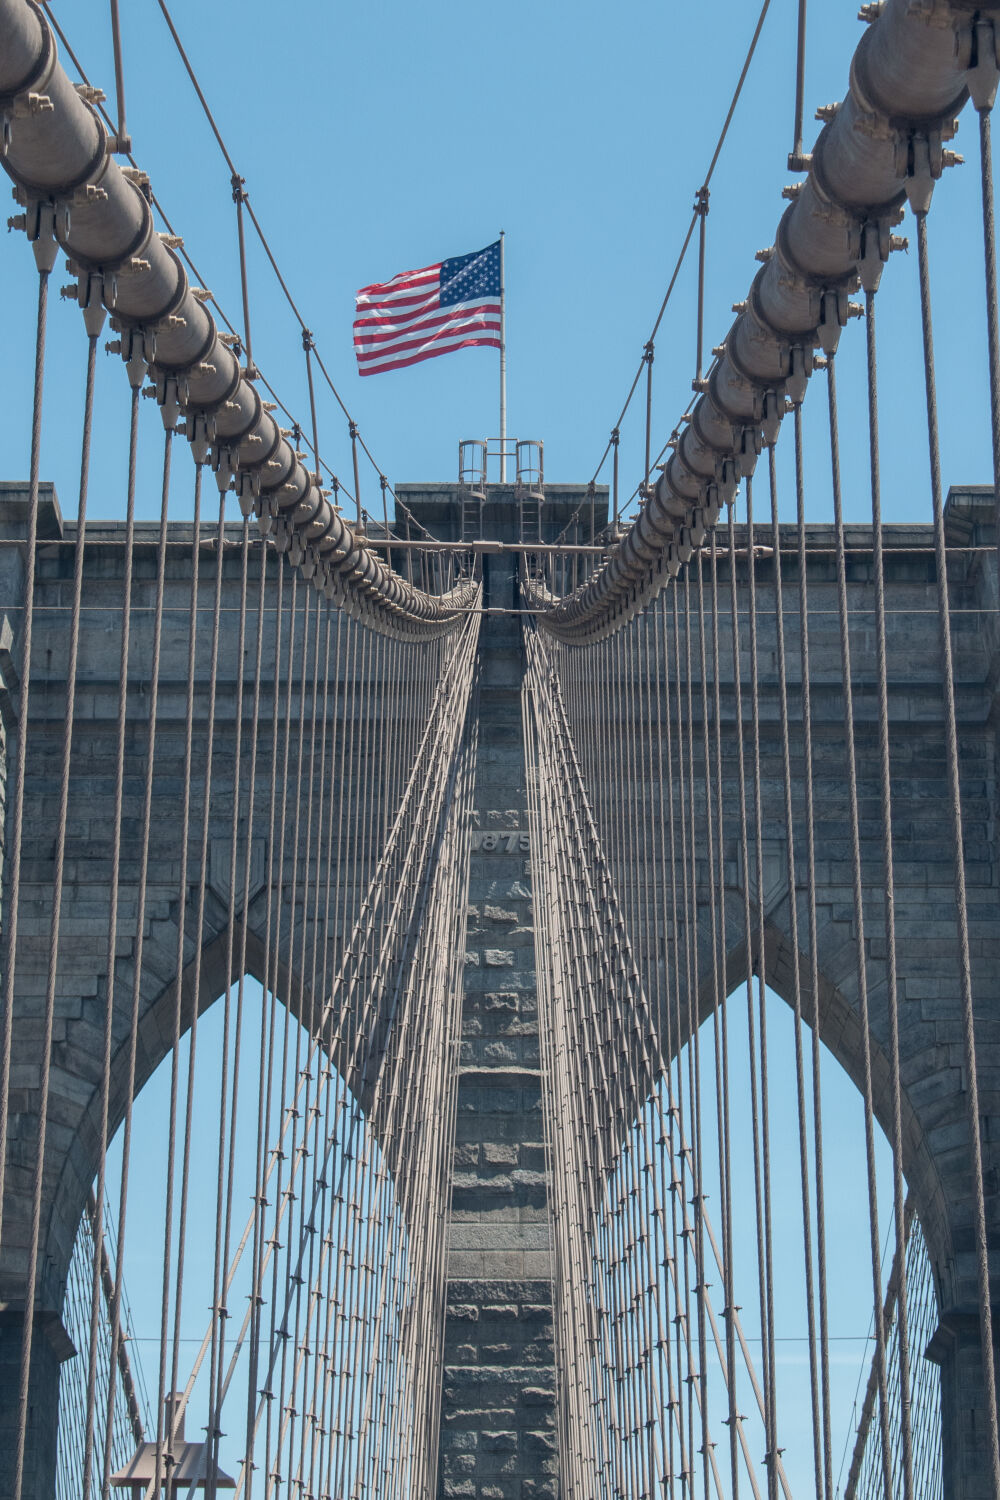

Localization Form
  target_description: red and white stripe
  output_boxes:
[353,262,501,376]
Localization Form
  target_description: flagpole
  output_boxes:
[499,229,507,482]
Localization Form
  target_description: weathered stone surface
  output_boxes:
[483,1143,519,1166]
[427,490,560,1497]
[484,904,518,923]
[484,992,518,1012]
[520,1385,554,1406]
[480,1431,518,1452]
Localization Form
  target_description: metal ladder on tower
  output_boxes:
[459,439,486,544]
[518,492,541,545]
[462,491,483,543]
[515,440,544,546]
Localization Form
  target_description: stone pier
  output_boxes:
[438,552,556,1500]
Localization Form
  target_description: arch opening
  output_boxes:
[592,984,943,1499]
[54,973,416,1499]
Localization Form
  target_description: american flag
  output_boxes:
[353,241,502,377]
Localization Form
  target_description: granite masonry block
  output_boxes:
[444,1453,477,1477]
[441,1429,479,1451]
[480,1432,518,1452]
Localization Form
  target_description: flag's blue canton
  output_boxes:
[439,242,501,306]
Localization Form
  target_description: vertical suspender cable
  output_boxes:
[695,189,709,387]
[825,355,894,1500]
[669,594,696,1491]
[102,421,176,1494]
[154,463,204,1494]
[643,344,654,503]
[245,554,284,1500]
[967,25,1000,578]
[42,327,97,1496]
[303,330,320,482]
[203,515,252,1500]
[87,375,142,1496]
[17,279,109,1500]
[300,609,336,1499]
[276,586,317,1484]
[264,572,308,1490]
[790,0,807,167]
[109,0,131,152]
[214,531,268,1493]
[308,605,342,1499]
[914,206,1000,1494]
[862,284,914,1500]
[726,494,775,1500]
[0,256,50,1270]
[350,424,362,527]
[743,476,780,1500]
[232,174,256,377]
[793,402,834,1500]
[13,263,94,1500]
[93,428,173,1494]
[167,487,229,1450]
[684,567,711,1500]
[708,530,740,1497]
[766,443,824,1497]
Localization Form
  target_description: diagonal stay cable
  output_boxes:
[161,603,481,1457]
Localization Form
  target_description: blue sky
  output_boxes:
[0,0,994,525]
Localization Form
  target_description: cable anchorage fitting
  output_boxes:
[898,128,962,216]
[106,327,149,388]
[958,17,1000,113]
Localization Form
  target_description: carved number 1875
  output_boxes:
[476,832,530,852]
